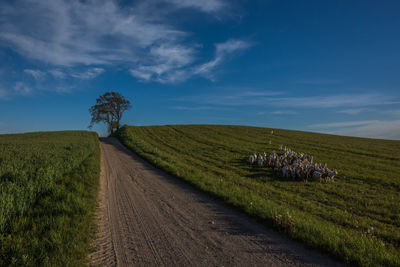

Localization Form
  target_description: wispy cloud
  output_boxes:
[295,78,342,85]
[130,39,252,83]
[271,110,297,115]
[336,108,368,115]
[194,39,252,79]
[172,89,280,104]
[235,91,282,97]
[48,68,103,80]
[129,44,196,83]
[309,120,400,140]
[24,69,46,80]
[276,94,398,108]
[382,109,400,117]
[167,0,225,13]
[0,0,242,84]
[49,69,66,79]
[172,106,231,111]
[0,0,182,66]
[70,68,105,80]
[175,91,399,108]
[129,69,152,81]
[257,110,297,115]
[14,82,32,96]
[309,120,381,128]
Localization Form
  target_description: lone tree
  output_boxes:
[89,92,131,135]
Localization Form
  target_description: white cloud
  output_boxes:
[236,91,282,97]
[309,120,380,128]
[167,0,225,12]
[151,44,195,67]
[176,91,399,109]
[0,0,184,66]
[131,66,186,83]
[277,94,398,109]
[48,68,103,80]
[336,108,368,115]
[129,44,195,82]
[130,69,152,81]
[54,85,74,93]
[194,39,252,78]
[382,109,400,117]
[173,89,278,103]
[24,69,45,80]
[21,67,103,88]
[257,110,297,115]
[271,110,297,115]
[295,78,342,85]
[172,106,230,111]
[312,120,400,140]
[0,0,242,84]
[49,69,66,79]
[70,68,105,80]
[14,82,32,95]
[130,39,251,83]
[216,39,251,54]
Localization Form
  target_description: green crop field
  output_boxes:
[117,124,400,266]
[0,131,100,266]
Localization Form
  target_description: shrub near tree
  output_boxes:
[89,92,131,135]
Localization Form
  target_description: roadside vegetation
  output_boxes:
[0,131,100,266]
[117,124,400,266]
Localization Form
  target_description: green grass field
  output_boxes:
[117,124,400,266]
[0,131,100,266]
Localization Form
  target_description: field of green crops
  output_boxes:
[0,131,100,266]
[117,125,400,266]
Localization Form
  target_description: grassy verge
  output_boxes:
[117,125,400,266]
[0,131,100,266]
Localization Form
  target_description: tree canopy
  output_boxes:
[89,92,131,135]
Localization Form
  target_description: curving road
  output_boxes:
[90,137,340,266]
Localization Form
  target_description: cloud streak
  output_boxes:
[24,69,46,80]
[271,110,297,115]
[194,39,252,80]
[336,108,368,115]
[14,82,32,96]
[129,44,196,83]
[70,68,105,80]
[175,91,399,109]
[167,0,225,12]
[172,105,231,111]
[309,120,400,140]
[49,69,66,79]
[382,109,400,117]
[309,120,381,128]
[130,39,252,83]
[0,0,246,84]
[0,0,182,66]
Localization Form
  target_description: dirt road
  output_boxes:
[90,138,339,266]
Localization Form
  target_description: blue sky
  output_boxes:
[0,0,399,139]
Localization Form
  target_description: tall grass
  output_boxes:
[0,131,100,266]
[117,125,400,266]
